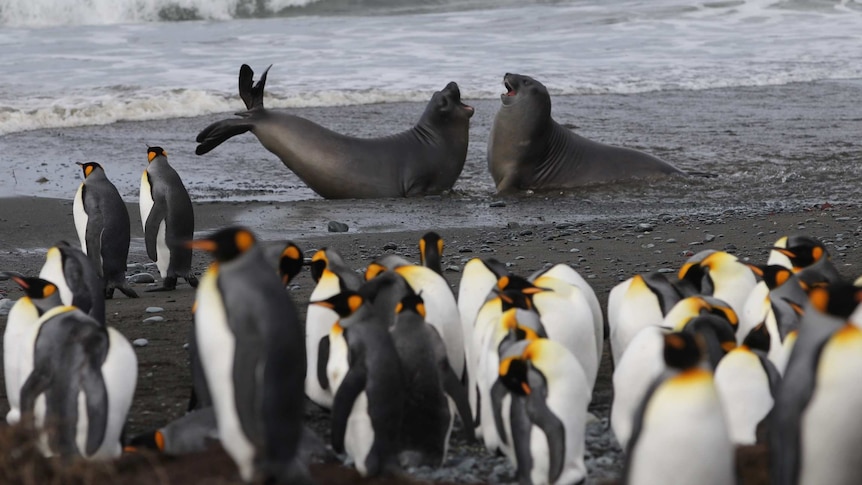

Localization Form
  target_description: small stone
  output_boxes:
[489,201,506,208]
[0,298,16,316]
[704,234,716,242]
[458,247,473,253]
[444,265,461,273]
[665,238,677,243]
[507,221,520,229]
[519,230,533,236]
[183,343,189,350]
[383,242,398,251]
[128,273,155,284]
[327,221,349,233]
[132,338,149,348]
[657,268,675,273]
[143,316,164,323]
[145,306,164,313]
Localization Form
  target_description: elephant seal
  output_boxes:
[487,73,686,194]
[196,65,474,199]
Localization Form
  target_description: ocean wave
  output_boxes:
[0,0,529,27]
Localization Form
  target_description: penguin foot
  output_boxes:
[118,284,140,298]
[185,275,199,288]
[147,276,178,292]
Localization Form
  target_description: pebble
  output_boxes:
[132,338,149,348]
[383,242,398,251]
[657,268,675,273]
[444,265,461,273]
[704,234,716,242]
[0,298,15,316]
[638,223,655,231]
[143,316,164,323]
[145,306,164,313]
[489,201,506,208]
[128,273,155,284]
[327,221,349,233]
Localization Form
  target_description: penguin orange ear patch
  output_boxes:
[155,430,165,451]
[282,246,300,260]
[416,302,426,318]
[347,294,363,312]
[235,231,254,252]
[365,263,386,280]
[809,287,829,313]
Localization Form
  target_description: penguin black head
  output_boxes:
[395,292,426,318]
[749,264,794,290]
[498,288,534,311]
[278,242,304,285]
[773,235,828,270]
[147,146,167,162]
[808,282,862,319]
[187,226,257,263]
[742,323,771,353]
[75,161,103,178]
[124,430,165,453]
[5,274,58,300]
[499,355,533,396]
[310,249,330,282]
[419,232,444,269]
[501,307,544,343]
[311,290,364,319]
[663,332,702,371]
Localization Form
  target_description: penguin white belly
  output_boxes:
[771,330,797,375]
[39,248,73,306]
[798,327,862,485]
[540,346,589,485]
[73,184,88,254]
[627,371,734,485]
[533,267,603,360]
[326,330,350,394]
[534,275,602,364]
[74,390,89,457]
[195,270,256,481]
[305,305,338,408]
[610,277,665,365]
[458,259,499,400]
[139,170,154,233]
[155,220,170,278]
[713,348,773,445]
[4,301,39,424]
[34,394,50,456]
[345,391,375,477]
[611,326,666,449]
[474,302,505,450]
[738,282,770,344]
[87,328,138,459]
[533,292,598,392]
[470,299,502,440]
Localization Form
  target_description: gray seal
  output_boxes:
[487,73,686,194]
[196,64,474,199]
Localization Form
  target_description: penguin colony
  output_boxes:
[3,147,862,483]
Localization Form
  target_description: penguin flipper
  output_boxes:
[317,336,330,391]
[331,365,367,454]
[442,359,475,441]
[490,378,508,446]
[188,325,212,411]
[195,119,255,156]
[61,252,98,320]
[510,396,534,482]
[525,385,566,484]
[238,63,271,111]
[81,329,110,456]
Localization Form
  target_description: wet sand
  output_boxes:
[1,194,861,483]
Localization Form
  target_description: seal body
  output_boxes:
[140,147,197,291]
[73,162,137,299]
[488,73,684,193]
[196,65,474,199]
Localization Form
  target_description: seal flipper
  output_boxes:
[238,64,272,111]
[331,364,367,454]
[195,119,256,156]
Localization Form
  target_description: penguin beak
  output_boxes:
[186,239,217,252]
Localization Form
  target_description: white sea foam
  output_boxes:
[1,1,861,135]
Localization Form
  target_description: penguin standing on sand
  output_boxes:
[39,241,105,324]
[188,226,308,483]
[311,290,405,478]
[623,332,734,485]
[19,305,137,460]
[419,231,445,275]
[73,162,138,299]
[2,274,63,424]
[770,283,862,485]
[495,338,590,485]
[140,146,198,291]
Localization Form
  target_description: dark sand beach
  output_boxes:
[1,194,861,484]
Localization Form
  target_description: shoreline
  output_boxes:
[2,196,862,483]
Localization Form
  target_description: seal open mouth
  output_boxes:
[504,80,516,96]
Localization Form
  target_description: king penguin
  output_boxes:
[140,146,198,291]
[310,289,405,477]
[2,274,63,425]
[72,161,138,299]
[419,231,445,275]
[19,305,137,460]
[495,338,590,485]
[39,241,105,324]
[623,332,734,485]
[770,282,862,485]
[188,226,308,483]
